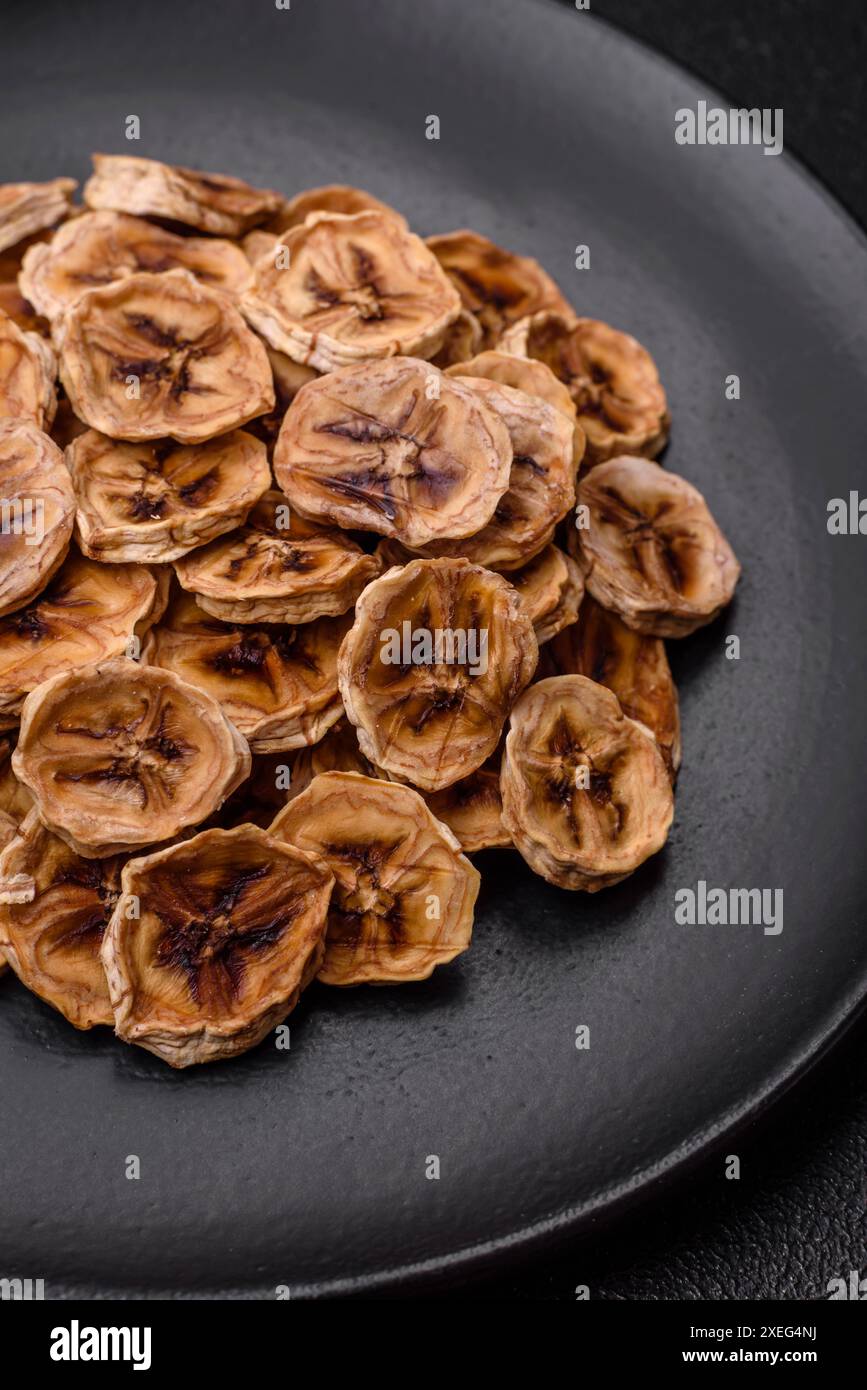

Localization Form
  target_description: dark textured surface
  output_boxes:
[1,0,867,1298]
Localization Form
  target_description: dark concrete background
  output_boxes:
[457,0,867,1301]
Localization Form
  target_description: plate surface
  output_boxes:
[2,0,867,1297]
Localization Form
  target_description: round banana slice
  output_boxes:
[426,229,573,348]
[338,558,538,792]
[444,348,585,470]
[0,809,118,1028]
[509,544,584,645]
[19,211,254,324]
[83,154,282,237]
[570,456,740,636]
[67,428,271,563]
[500,312,669,464]
[0,178,76,255]
[423,760,510,853]
[273,357,512,546]
[266,183,408,234]
[0,309,57,427]
[142,590,349,752]
[501,674,674,891]
[0,550,157,723]
[13,658,251,858]
[540,594,681,779]
[101,824,333,1067]
[409,375,576,569]
[173,491,382,624]
[241,210,462,371]
[270,771,478,984]
[0,418,75,617]
[56,268,275,444]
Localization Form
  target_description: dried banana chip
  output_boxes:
[501,674,674,890]
[570,455,740,636]
[67,428,271,563]
[270,771,478,984]
[19,211,254,324]
[0,179,76,255]
[174,491,381,624]
[101,824,332,1066]
[83,154,282,237]
[273,357,512,546]
[338,557,538,792]
[423,760,510,853]
[56,268,274,443]
[540,594,681,778]
[13,658,250,857]
[509,544,584,645]
[0,418,75,617]
[430,308,484,368]
[0,809,117,1027]
[445,348,585,470]
[241,210,461,370]
[410,374,576,569]
[427,229,573,348]
[0,309,57,427]
[267,184,408,235]
[500,312,669,464]
[143,590,349,752]
[0,550,157,722]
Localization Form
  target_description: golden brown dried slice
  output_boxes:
[56,269,274,444]
[509,544,584,645]
[0,179,76,255]
[430,308,484,368]
[274,357,512,546]
[540,595,681,778]
[83,155,282,237]
[241,211,461,370]
[410,375,576,569]
[445,348,585,470]
[174,491,381,625]
[270,771,478,984]
[67,428,271,563]
[101,824,333,1067]
[570,456,740,637]
[499,313,669,464]
[19,211,254,323]
[13,658,250,857]
[501,674,674,890]
[426,230,573,348]
[0,810,118,1028]
[0,550,157,722]
[267,184,408,234]
[0,308,57,427]
[143,590,349,752]
[0,418,75,617]
[338,558,538,792]
[423,760,510,853]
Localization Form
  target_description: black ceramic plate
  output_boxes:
[2,0,866,1299]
